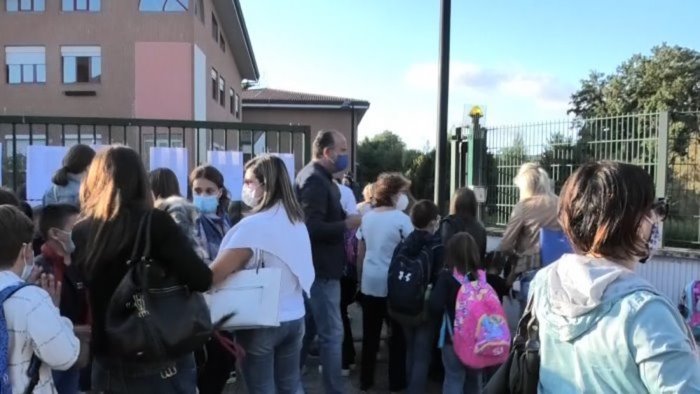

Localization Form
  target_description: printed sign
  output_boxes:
[26,145,70,203]
[272,153,296,184]
[207,151,244,200]
[149,147,189,197]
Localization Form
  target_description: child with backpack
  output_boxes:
[429,232,510,394]
[387,200,444,394]
[0,204,80,393]
[35,204,90,394]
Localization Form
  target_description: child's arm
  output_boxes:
[26,289,79,371]
[428,271,449,317]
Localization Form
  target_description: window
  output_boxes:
[61,46,101,84]
[219,34,225,52]
[5,47,46,84]
[218,77,225,107]
[6,0,44,11]
[139,0,188,12]
[211,68,218,101]
[235,93,240,118]
[212,14,218,42]
[62,0,100,11]
[229,88,234,115]
[194,0,203,23]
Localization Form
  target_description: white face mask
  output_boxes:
[20,245,34,281]
[241,185,259,208]
[395,193,409,211]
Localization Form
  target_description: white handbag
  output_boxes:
[205,249,282,330]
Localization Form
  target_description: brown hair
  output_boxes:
[53,144,95,186]
[0,187,20,207]
[410,200,439,229]
[313,130,341,159]
[244,155,304,223]
[373,173,410,208]
[559,161,655,262]
[0,205,34,268]
[150,168,181,199]
[189,165,230,216]
[80,145,153,274]
[446,232,481,276]
[450,187,478,220]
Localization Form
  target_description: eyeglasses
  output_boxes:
[652,198,668,221]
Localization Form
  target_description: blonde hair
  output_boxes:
[362,183,374,204]
[514,163,553,201]
[245,155,304,223]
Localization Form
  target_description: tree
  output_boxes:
[405,149,435,200]
[357,131,406,185]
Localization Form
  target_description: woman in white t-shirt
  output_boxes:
[356,173,414,392]
[210,155,314,394]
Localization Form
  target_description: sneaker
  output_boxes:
[225,370,237,384]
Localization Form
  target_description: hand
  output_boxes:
[26,266,42,285]
[40,274,61,307]
[345,215,361,230]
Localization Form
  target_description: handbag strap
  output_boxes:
[128,210,153,263]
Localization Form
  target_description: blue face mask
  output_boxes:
[193,195,219,214]
[334,154,349,172]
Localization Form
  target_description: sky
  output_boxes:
[240,0,700,149]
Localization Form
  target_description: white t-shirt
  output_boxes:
[336,182,359,215]
[356,209,414,297]
[242,249,306,323]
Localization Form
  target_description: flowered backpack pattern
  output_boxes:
[452,269,510,368]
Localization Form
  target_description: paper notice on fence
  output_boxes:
[208,151,243,200]
[27,145,70,204]
[272,153,296,184]
[149,147,189,197]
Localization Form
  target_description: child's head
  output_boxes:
[39,204,80,254]
[446,232,481,275]
[410,200,440,234]
[0,205,35,271]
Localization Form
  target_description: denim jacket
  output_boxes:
[42,174,81,207]
[530,254,700,393]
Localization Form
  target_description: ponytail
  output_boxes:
[218,186,231,217]
[52,167,70,186]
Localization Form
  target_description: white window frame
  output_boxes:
[5,46,46,84]
[61,46,102,84]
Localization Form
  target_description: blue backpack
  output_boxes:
[0,283,41,394]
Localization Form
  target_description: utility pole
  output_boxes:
[434,0,451,212]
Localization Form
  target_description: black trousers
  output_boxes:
[340,274,357,368]
[360,294,406,391]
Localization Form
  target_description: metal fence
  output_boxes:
[483,110,700,250]
[0,116,311,194]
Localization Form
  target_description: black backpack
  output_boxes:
[387,230,435,327]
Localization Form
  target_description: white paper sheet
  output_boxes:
[207,151,244,200]
[272,153,296,184]
[26,145,70,203]
[149,147,189,197]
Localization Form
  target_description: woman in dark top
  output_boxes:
[72,146,212,394]
[440,187,487,259]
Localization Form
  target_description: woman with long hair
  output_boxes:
[210,155,314,394]
[356,172,413,393]
[149,168,181,200]
[43,144,95,207]
[441,187,487,258]
[190,165,232,262]
[72,146,212,393]
[530,161,700,392]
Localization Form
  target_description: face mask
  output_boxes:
[193,195,219,214]
[640,222,661,264]
[333,154,349,172]
[20,245,34,281]
[241,185,259,208]
[395,193,409,211]
[55,229,76,254]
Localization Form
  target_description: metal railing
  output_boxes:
[482,110,700,250]
[0,116,311,193]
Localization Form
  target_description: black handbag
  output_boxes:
[484,297,540,394]
[105,211,213,362]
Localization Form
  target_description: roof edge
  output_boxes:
[232,0,259,80]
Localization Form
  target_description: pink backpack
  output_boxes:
[452,269,511,368]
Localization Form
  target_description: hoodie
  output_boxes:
[531,254,700,393]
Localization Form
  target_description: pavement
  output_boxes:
[223,298,522,394]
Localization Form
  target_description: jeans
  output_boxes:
[52,366,80,394]
[340,274,357,368]
[403,322,436,394]
[91,354,196,394]
[442,344,482,394]
[236,318,305,394]
[305,279,344,394]
[360,294,406,392]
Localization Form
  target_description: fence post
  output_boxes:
[656,111,669,248]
